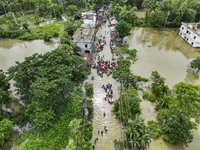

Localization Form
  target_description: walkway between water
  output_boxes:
[91,21,123,150]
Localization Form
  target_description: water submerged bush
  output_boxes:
[85,82,93,97]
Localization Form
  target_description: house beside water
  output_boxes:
[71,28,95,54]
[179,22,200,47]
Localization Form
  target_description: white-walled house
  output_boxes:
[179,22,200,47]
[81,11,96,29]
[71,28,95,53]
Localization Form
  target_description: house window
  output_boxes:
[194,36,196,39]
[186,30,189,34]
[85,44,88,48]
[191,42,194,45]
[180,33,182,35]
[182,27,184,30]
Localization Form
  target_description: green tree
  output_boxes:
[121,7,138,26]
[0,70,10,92]
[126,115,151,149]
[93,0,104,12]
[0,70,11,105]
[116,20,131,39]
[150,71,170,100]
[158,82,200,146]
[158,108,196,146]
[190,57,200,73]
[66,5,78,15]
[113,87,142,123]
[0,119,13,146]
[43,32,53,41]
[8,48,89,130]
[85,82,93,97]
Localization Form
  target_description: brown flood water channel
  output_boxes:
[124,27,200,150]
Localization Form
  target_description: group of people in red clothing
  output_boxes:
[90,56,115,77]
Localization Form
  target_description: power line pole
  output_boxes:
[164,11,170,28]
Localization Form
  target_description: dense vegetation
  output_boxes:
[190,57,200,73]
[0,70,13,147]
[113,51,150,149]
[1,0,200,149]
[0,0,88,40]
[143,71,200,146]
[0,46,93,149]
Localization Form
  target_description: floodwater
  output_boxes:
[0,39,59,92]
[0,38,59,149]
[124,27,200,149]
[90,22,123,150]
[135,9,146,18]
[0,39,59,71]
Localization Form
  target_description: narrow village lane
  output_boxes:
[91,21,123,150]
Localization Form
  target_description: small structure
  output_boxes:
[179,22,200,47]
[71,28,95,53]
[98,5,109,16]
[81,11,96,28]
[82,53,91,62]
[74,12,82,20]
[109,16,118,26]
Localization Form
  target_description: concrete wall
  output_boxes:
[76,43,92,53]
[179,25,200,47]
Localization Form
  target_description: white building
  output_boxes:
[179,22,200,47]
[81,11,96,28]
[71,28,95,53]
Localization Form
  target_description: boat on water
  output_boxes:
[108,97,114,103]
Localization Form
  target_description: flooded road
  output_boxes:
[91,22,123,150]
[124,27,200,150]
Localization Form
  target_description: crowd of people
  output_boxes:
[102,83,113,103]
[90,57,115,77]
[91,18,115,149]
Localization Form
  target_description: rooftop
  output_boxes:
[182,22,200,36]
[82,11,96,19]
[71,28,95,43]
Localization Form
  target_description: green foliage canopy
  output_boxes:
[0,119,13,146]
[116,20,131,39]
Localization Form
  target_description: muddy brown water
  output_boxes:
[0,39,59,71]
[0,38,59,93]
[124,27,200,150]
[1,27,200,149]
[90,22,124,150]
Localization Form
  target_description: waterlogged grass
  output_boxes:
[196,49,200,53]
[121,48,137,60]
[147,120,162,139]
[32,21,66,34]
[19,21,66,40]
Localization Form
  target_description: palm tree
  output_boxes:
[126,114,151,150]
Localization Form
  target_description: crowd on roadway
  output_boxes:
[102,83,113,103]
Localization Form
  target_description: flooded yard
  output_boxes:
[124,27,200,150]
